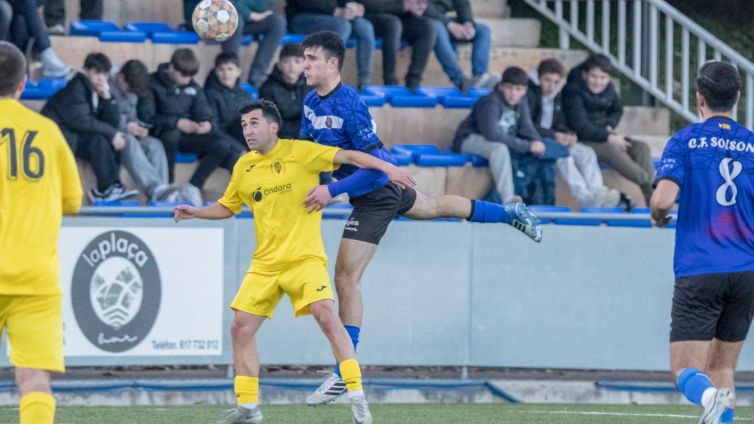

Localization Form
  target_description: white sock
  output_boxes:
[239,403,258,410]
[701,387,717,409]
[347,390,364,399]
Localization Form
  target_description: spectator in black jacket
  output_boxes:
[42,53,138,202]
[562,54,655,204]
[138,48,243,206]
[453,67,548,204]
[258,43,308,139]
[360,0,436,91]
[205,52,252,149]
[286,0,375,89]
[528,58,629,208]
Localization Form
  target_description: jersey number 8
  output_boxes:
[716,157,742,207]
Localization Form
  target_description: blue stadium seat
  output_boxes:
[99,30,147,43]
[466,154,489,167]
[38,78,67,89]
[93,200,141,207]
[392,144,465,167]
[151,31,200,44]
[391,150,414,166]
[176,152,198,164]
[560,206,625,226]
[527,205,570,224]
[360,93,387,107]
[605,207,653,228]
[365,86,437,108]
[125,22,172,35]
[21,82,59,100]
[281,33,305,45]
[240,82,258,99]
[70,20,120,36]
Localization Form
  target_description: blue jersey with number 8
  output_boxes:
[656,117,754,278]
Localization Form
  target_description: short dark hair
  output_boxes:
[214,52,240,69]
[538,58,565,78]
[170,48,200,77]
[0,41,26,97]
[302,31,345,71]
[697,61,741,112]
[582,54,612,74]
[83,52,112,73]
[120,60,151,96]
[501,66,528,86]
[279,43,304,60]
[239,99,282,126]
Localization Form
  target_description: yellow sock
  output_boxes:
[20,392,55,424]
[339,358,364,393]
[234,376,259,405]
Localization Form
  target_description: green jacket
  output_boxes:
[184,0,274,23]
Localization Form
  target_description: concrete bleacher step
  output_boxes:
[476,18,541,48]
[472,0,509,18]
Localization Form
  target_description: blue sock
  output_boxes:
[721,408,734,424]
[468,200,511,224]
[334,325,360,378]
[677,368,715,406]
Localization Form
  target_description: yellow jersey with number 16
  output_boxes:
[0,99,83,295]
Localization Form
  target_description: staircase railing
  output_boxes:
[522,0,754,130]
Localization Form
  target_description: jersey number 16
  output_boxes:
[1,128,45,180]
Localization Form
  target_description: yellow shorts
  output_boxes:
[0,294,64,372]
[231,261,334,319]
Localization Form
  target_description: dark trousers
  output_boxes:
[582,139,655,204]
[65,130,120,192]
[222,13,285,88]
[43,0,102,27]
[512,154,557,205]
[366,13,436,87]
[0,0,12,40]
[10,0,50,52]
[159,129,242,188]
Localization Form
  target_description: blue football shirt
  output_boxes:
[656,116,754,278]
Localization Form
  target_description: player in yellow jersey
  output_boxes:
[0,41,83,424]
[174,99,413,424]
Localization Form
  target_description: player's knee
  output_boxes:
[310,302,337,329]
[230,317,256,342]
[15,369,50,396]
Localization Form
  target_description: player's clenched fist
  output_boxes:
[174,205,197,222]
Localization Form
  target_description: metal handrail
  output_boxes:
[523,0,754,130]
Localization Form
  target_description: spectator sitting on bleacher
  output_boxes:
[286,0,374,89]
[562,54,655,205]
[528,58,630,209]
[9,0,71,77]
[184,0,284,88]
[205,52,251,150]
[452,66,546,204]
[425,0,494,92]
[0,0,11,41]
[44,0,103,35]
[138,48,243,207]
[111,59,178,203]
[258,43,307,139]
[360,0,436,92]
[42,53,138,202]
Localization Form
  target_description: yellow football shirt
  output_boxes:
[219,139,340,270]
[0,99,83,295]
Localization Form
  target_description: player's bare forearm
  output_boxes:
[650,179,679,227]
[174,202,234,222]
[334,150,416,188]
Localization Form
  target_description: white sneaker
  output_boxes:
[216,405,263,424]
[40,48,72,78]
[349,395,373,424]
[472,72,499,89]
[180,183,203,207]
[306,372,346,406]
[699,388,732,424]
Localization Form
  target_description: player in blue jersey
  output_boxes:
[651,61,754,424]
[297,31,543,405]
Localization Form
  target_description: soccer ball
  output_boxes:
[192,0,239,41]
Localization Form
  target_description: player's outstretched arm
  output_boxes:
[174,203,235,223]
[334,150,416,189]
[650,179,679,227]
